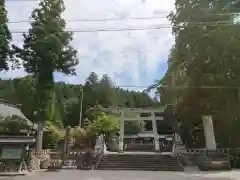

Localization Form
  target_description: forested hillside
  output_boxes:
[0,72,159,127]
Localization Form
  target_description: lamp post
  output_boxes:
[79,88,84,127]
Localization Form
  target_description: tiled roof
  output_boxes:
[0,99,33,127]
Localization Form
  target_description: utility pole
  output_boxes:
[79,88,84,127]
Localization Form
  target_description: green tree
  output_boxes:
[124,120,145,135]
[85,105,105,122]
[85,72,99,86]
[154,0,240,147]
[86,114,119,137]
[98,74,115,107]
[13,0,78,151]
[43,120,65,149]
[83,72,99,108]
[12,76,38,122]
[0,77,38,123]
[0,73,159,129]
[0,0,13,71]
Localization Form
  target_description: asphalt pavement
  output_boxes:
[0,170,239,180]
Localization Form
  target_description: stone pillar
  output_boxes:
[151,112,160,151]
[62,126,71,166]
[119,111,124,151]
[202,115,217,151]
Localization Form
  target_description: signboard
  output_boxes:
[0,148,23,160]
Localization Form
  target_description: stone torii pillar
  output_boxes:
[151,112,160,151]
[202,115,217,151]
[119,111,124,151]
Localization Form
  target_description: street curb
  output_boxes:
[0,172,27,176]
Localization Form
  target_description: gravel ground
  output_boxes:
[0,170,240,180]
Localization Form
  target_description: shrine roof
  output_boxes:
[0,99,35,128]
[0,135,36,143]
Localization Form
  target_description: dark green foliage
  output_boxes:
[12,0,78,150]
[14,0,78,76]
[13,0,78,121]
[151,0,240,147]
[0,0,12,71]
[0,72,159,127]
[124,121,145,135]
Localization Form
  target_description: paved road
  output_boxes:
[1,170,239,180]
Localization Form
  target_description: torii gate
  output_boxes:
[104,107,168,152]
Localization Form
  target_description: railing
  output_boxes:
[29,149,51,160]
[94,134,105,154]
[49,152,62,169]
[28,135,108,170]
[93,134,105,169]
[180,148,229,156]
[94,153,104,170]
[172,142,176,154]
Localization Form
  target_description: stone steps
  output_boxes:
[125,144,155,152]
[97,167,181,171]
[96,154,183,171]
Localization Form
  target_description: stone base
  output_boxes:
[61,166,77,169]
[61,160,77,169]
[198,150,231,171]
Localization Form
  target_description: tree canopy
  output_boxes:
[152,0,240,147]
[0,0,12,71]
[0,72,158,127]
[12,0,79,150]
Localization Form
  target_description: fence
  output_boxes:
[29,135,105,169]
[177,148,230,157]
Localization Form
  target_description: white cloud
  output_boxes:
[4,0,175,88]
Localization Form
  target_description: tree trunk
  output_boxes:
[36,121,44,152]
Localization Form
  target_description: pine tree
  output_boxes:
[14,0,78,151]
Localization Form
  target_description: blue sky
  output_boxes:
[2,0,175,91]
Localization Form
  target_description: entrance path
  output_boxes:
[2,169,240,180]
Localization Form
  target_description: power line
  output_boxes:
[5,0,240,25]
[1,73,240,90]
[158,85,240,90]
[1,71,240,90]
[8,22,240,34]
[7,18,237,25]
[7,16,169,24]
[9,26,172,34]
[206,12,240,16]
[6,0,40,1]
[116,85,240,90]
